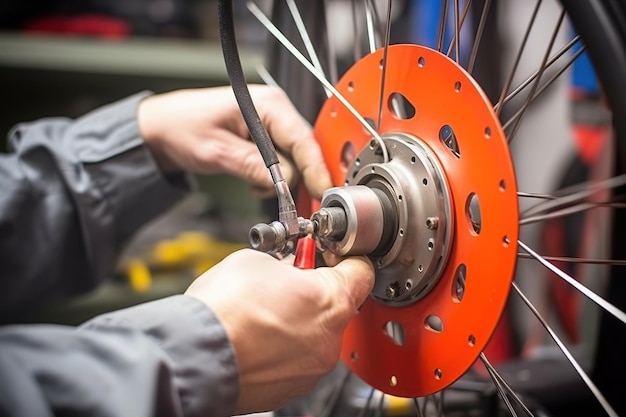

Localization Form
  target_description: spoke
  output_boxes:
[518,240,626,325]
[507,8,566,142]
[323,0,339,86]
[351,0,363,61]
[413,398,425,417]
[480,353,535,417]
[247,0,390,162]
[376,0,393,131]
[502,45,585,130]
[468,0,492,74]
[454,0,461,63]
[520,201,616,226]
[374,392,385,417]
[446,0,472,59]
[494,35,581,112]
[517,191,556,200]
[437,0,449,53]
[365,0,378,53]
[495,0,541,118]
[512,282,619,417]
[518,253,626,266]
[519,174,626,218]
[286,0,331,98]
[255,64,279,87]
[319,370,352,417]
[480,355,519,417]
[357,387,376,417]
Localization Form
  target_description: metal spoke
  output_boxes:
[357,387,376,417]
[247,0,390,162]
[512,282,619,417]
[376,0,393,131]
[494,35,581,112]
[519,201,623,226]
[413,398,425,417]
[480,353,535,417]
[286,0,331,98]
[319,370,352,417]
[255,64,278,87]
[481,354,519,417]
[374,392,385,417]
[518,253,626,266]
[323,0,338,86]
[446,0,472,59]
[365,0,378,53]
[502,45,585,130]
[453,0,461,63]
[351,0,363,61]
[468,0,492,74]
[519,174,626,218]
[495,0,541,118]
[507,8,566,142]
[437,0,449,53]
[518,240,626,325]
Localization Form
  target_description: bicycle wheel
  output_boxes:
[225,0,626,416]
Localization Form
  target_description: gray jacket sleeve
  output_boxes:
[0,92,192,318]
[0,294,240,417]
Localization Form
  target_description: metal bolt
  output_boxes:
[425,216,439,229]
[386,282,400,299]
[311,207,347,240]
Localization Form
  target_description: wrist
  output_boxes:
[137,95,179,174]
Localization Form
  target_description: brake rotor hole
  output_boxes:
[425,315,443,333]
[466,193,482,235]
[422,178,428,186]
[452,264,467,303]
[411,156,416,164]
[427,239,434,250]
[340,142,355,171]
[499,179,507,191]
[503,235,510,247]
[390,375,398,386]
[405,280,412,290]
[388,92,416,120]
[383,321,406,346]
[484,126,492,138]
[468,334,476,347]
[351,351,359,361]
[434,369,443,380]
[348,81,355,92]
[439,125,460,158]
[454,81,462,92]
[418,264,423,273]
[418,56,425,67]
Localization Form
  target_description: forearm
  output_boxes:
[0,295,239,417]
[0,93,193,318]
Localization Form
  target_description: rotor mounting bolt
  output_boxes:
[386,282,400,299]
[426,216,439,230]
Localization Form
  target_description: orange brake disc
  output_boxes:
[311,45,519,397]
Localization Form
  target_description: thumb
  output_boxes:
[325,256,375,309]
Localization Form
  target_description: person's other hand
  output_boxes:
[137,85,332,199]
[184,249,374,414]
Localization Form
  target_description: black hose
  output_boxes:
[217,0,279,169]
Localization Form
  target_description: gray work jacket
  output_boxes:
[0,93,239,417]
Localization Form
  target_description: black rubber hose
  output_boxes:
[217,0,280,168]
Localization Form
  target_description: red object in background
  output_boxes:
[23,14,130,39]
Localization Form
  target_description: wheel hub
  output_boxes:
[312,44,520,397]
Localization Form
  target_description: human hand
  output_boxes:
[184,248,374,414]
[137,85,332,198]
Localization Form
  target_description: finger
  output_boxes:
[323,256,375,309]
[199,130,274,190]
[251,86,333,198]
